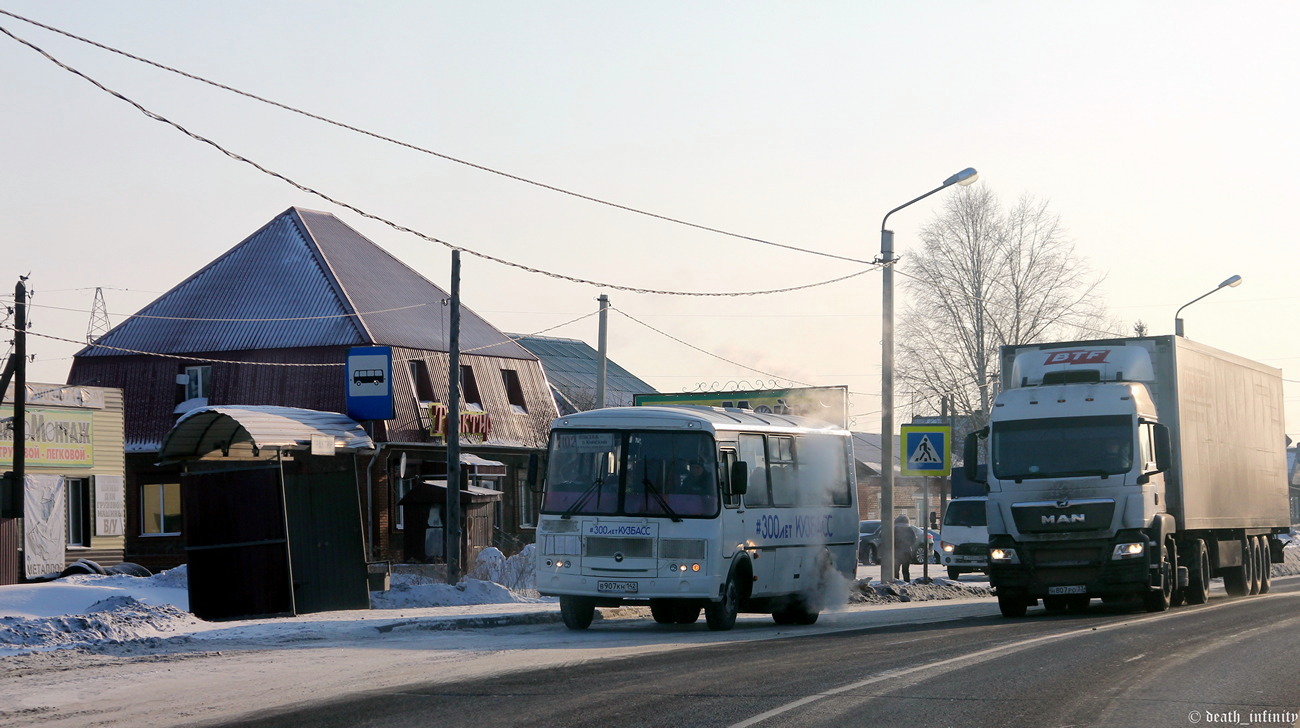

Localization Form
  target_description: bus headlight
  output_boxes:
[1112,542,1145,560]
[989,548,1019,564]
[941,541,956,553]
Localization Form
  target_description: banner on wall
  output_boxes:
[24,474,66,578]
[0,406,95,467]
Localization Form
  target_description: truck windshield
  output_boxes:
[992,415,1133,481]
[541,430,720,518]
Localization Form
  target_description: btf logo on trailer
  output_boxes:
[1043,350,1110,366]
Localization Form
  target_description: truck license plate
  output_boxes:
[597,581,638,594]
[1048,585,1087,595]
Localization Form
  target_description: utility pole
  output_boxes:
[595,294,609,409]
[2,278,28,520]
[445,251,462,585]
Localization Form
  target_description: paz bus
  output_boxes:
[534,405,858,630]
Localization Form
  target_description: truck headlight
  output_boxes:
[941,541,956,554]
[989,547,1019,564]
[1112,542,1146,560]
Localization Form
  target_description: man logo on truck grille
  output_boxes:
[1042,513,1085,525]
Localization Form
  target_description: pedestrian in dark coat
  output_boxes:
[893,513,917,581]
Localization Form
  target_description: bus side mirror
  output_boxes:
[929,511,939,530]
[526,453,542,494]
[728,461,748,496]
[964,428,987,484]
[1153,423,1172,473]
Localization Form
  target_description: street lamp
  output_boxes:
[1174,275,1242,337]
[878,167,977,583]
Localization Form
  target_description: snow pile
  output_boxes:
[370,577,551,609]
[0,595,198,651]
[370,547,548,609]
[466,545,537,594]
[851,578,993,605]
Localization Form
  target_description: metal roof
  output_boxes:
[509,334,656,410]
[80,208,533,360]
[159,405,374,461]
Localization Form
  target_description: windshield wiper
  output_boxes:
[561,478,605,519]
[640,478,682,523]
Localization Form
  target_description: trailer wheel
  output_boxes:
[1184,539,1211,605]
[997,594,1028,618]
[1247,536,1262,596]
[1258,536,1272,594]
[1143,541,1173,613]
[560,595,596,630]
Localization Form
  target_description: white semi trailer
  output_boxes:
[963,335,1290,617]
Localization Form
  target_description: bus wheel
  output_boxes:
[649,600,676,624]
[947,567,963,581]
[673,604,701,624]
[560,595,596,630]
[705,578,739,631]
[772,597,819,626]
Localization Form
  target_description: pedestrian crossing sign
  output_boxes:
[900,425,951,476]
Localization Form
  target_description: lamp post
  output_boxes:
[878,167,977,583]
[1174,275,1242,337]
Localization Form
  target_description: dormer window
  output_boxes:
[460,365,483,412]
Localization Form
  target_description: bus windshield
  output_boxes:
[541,430,720,518]
[992,415,1133,481]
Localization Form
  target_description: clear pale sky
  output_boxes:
[2,2,1297,436]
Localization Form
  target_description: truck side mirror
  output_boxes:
[728,461,749,496]
[963,428,987,484]
[1153,423,1172,472]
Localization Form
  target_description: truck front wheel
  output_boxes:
[1143,541,1173,613]
[997,594,1028,618]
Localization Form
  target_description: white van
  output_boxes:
[939,497,988,580]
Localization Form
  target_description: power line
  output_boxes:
[23,299,437,322]
[1,23,879,299]
[0,8,874,267]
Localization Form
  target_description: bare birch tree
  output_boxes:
[897,185,1117,427]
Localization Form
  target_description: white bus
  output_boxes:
[534,406,858,631]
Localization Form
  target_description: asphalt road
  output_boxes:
[219,581,1300,728]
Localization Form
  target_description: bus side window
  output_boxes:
[739,433,770,507]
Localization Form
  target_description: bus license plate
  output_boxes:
[597,581,638,594]
[1048,585,1087,595]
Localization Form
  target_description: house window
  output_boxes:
[460,365,482,411]
[66,477,92,547]
[501,369,528,414]
[394,477,416,530]
[516,469,536,528]
[142,482,182,535]
[408,360,436,401]
[185,365,211,400]
[409,360,437,428]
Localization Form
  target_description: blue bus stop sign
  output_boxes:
[346,346,394,421]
